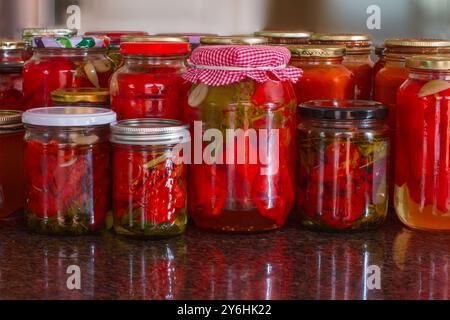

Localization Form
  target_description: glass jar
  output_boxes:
[297,100,389,231]
[110,42,189,121]
[22,107,116,235]
[395,56,450,231]
[51,88,110,107]
[288,45,355,103]
[21,28,78,61]
[23,36,114,110]
[111,119,190,238]
[200,36,269,46]
[310,33,374,100]
[84,31,149,66]
[0,110,24,218]
[0,39,25,110]
[374,39,450,206]
[254,30,311,45]
[373,46,385,82]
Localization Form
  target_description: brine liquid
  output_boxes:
[395,184,450,231]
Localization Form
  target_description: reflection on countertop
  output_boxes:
[0,213,448,300]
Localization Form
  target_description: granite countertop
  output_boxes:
[0,212,449,300]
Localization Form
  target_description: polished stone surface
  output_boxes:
[0,213,449,300]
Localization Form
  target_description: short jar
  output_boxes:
[111,118,190,238]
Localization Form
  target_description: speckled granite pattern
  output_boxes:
[0,213,449,300]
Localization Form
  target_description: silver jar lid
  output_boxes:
[110,118,190,146]
[0,110,23,130]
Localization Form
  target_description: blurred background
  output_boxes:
[0,0,449,43]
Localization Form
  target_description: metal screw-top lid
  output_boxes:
[299,100,388,120]
[0,110,23,130]
[111,119,191,146]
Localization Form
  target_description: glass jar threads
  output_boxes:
[84,31,149,66]
[254,30,311,45]
[22,107,116,235]
[310,33,374,100]
[23,36,114,109]
[200,36,269,46]
[51,88,110,108]
[288,45,355,103]
[183,45,301,232]
[110,41,189,121]
[0,39,25,110]
[110,119,190,238]
[297,100,389,232]
[395,56,450,231]
[0,110,25,218]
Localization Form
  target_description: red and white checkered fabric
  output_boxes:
[183,45,302,86]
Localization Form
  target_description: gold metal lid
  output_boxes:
[0,110,23,130]
[200,36,269,45]
[22,28,77,39]
[406,55,450,70]
[311,33,372,42]
[0,39,25,50]
[51,88,110,104]
[288,45,346,57]
[254,30,311,39]
[385,38,450,48]
[120,35,189,43]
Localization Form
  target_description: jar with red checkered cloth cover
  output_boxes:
[183,45,302,232]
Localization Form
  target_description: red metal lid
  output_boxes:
[120,42,190,55]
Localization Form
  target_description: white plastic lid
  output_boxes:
[22,107,117,127]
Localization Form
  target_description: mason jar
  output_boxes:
[0,39,25,110]
[297,100,389,232]
[111,118,190,238]
[22,107,116,235]
[23,36,114,109]
[51,88,110,108]
[184,45,300,232]
[395,56,450,231]
[0,110,24,218]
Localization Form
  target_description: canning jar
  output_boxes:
[84,31,149,66]
[310,33,374,100]
[111,119,190,238]
[23,36,114,110]
[110,42,189,121]
[373,46,385,83]
[297,100,389,231]
[395,56,450,231]
[22,107,116,235]
[374,39,450,205]
[51,88,110,108]
[254,30,311,45]
[183,45,301,232]
[0,39,25,110]
[0,110,24,218]
[288,45,355,103]
[200,36,269,46]
[22,28,78,61]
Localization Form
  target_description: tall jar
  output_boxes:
[84,31,149,66]
[23,36,114,110]
[374,39,450,206]
[0,110,24,218]
[288,45,355,103]
[373,46,385,83]
[310,33,374,100]
[254,31,311,45]
[297,100,389,231]
[22,107,116,235]
[111,119,190,238]
[110,42,189,121]
[51,88,110,108]
[21,28,78,61]
[183,45,301,232]
[395,56,450,231]
[0,39,25,110]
